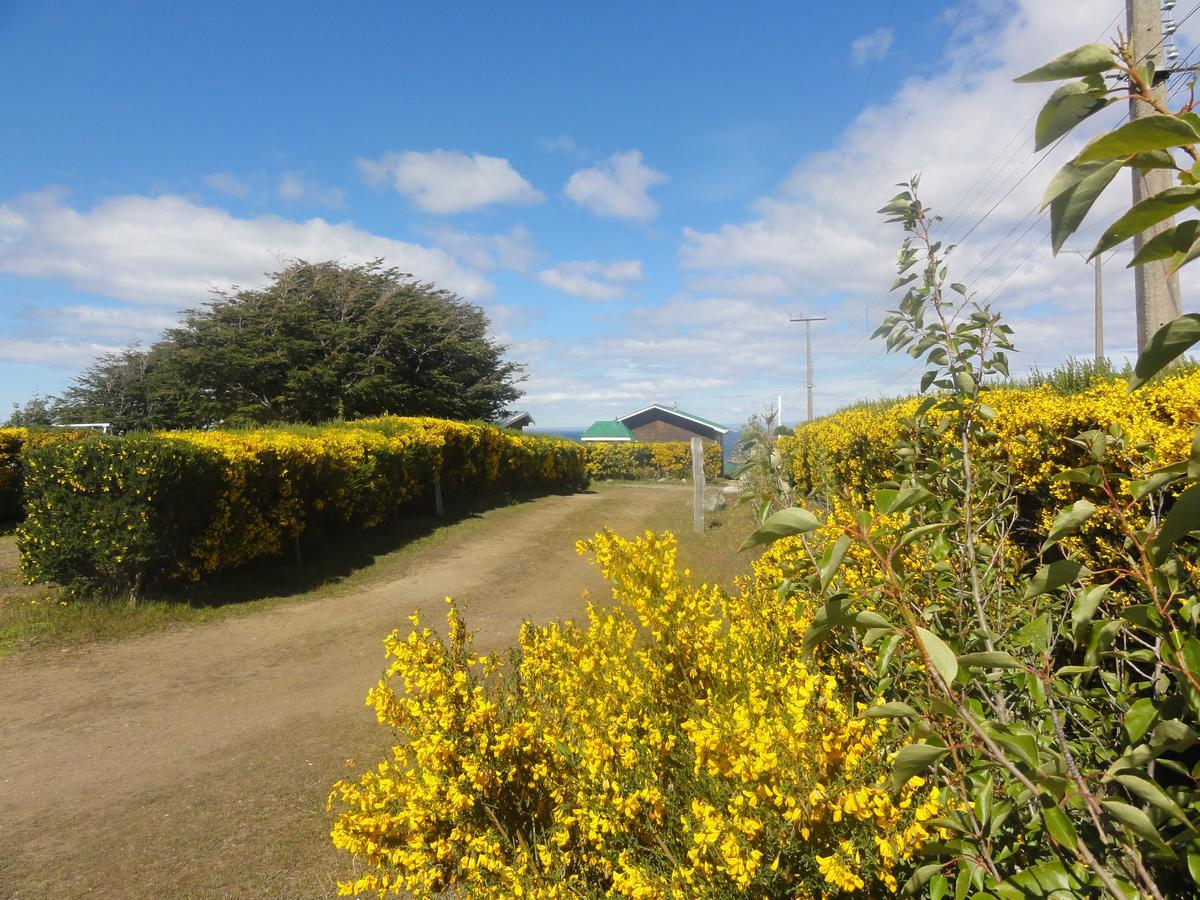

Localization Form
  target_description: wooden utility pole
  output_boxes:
[789,314,826,422]
[691,437,705,533]
[1128,0,1182,348]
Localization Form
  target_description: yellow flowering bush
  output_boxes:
[780,373,1200,505]
[329,530,950,897]
[583,441,722,481]
[0,427,89,519]
[17,417,586,596]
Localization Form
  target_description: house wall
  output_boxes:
[622,411,724,454]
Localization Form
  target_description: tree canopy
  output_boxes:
[50,260,523,431]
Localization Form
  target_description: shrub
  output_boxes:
[16,418,587,595]
[0,428,90,520]
[583,441,722,481]
[329,531,950,897]
[18,436,225,597]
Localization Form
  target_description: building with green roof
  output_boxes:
[581,419,636,442]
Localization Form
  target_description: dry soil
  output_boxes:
[0,482,694,899]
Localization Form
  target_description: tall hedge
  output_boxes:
[16,418,586,596]
[582,441,722,481]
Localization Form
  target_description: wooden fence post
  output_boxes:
[691,437,704,533]
[434,474,444,517]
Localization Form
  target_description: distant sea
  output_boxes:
[528,427,742,462]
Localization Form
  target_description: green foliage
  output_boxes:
[54,260,524,431]
[4,394,57,428]
[15,419,586,599]
[18,437,224,599]
[753,184,1200,897]
[1022,39,1200,267]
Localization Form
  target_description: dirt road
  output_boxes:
[0,483,692,899]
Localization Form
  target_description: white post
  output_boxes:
[691,437,705,533]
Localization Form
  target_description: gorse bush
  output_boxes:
[582,441,722,481]
[0,428,89,520]
[17,417,586,598]
[329,531,952,898]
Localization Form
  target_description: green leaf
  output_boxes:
[996,860,1081,897]
[1042,803,1079,850]
[896,522,948,550]
[1154,482,1200,552]
[957,651,1025,670]
[1101,798,1170,849]
[1035,81,1113,150]
[1113,772,1196,831]
[891,743,947,792]
[901,864,945,897]
[916,626,959,685]
[1042,499,1097,550]
[1130,313,1200,389]
[1070,584,1108,645]
[818,534,852,589]
[862,701,920,719]
[1014,43,1115,82]
[891,485,933,513]
[1125,698,1159,744]
[1188,851,1200,885]
[1128,219,1200,267]
[1053,464,1102,486]
[738,507,820,551]
[1076,114,1200,163]
[1048,159,1123,254]
[1023,559,1088,600]
[1091,185,1200,257]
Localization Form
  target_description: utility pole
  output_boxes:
[789,314,826,423]
[1065,250,1104,361]
[1128,0,1182,348]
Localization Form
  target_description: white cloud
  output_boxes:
[423,225,536,271]
[0,189,494,307]
[203,171,251,199]
[851,26,894,66]
[564,150,668,221]
[670,0,1200,419]
[277,171,345,208]
[536,259,643,301]
[357,149,543,214]
[0,337,123,369]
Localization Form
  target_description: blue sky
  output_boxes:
[1,1,1196,427]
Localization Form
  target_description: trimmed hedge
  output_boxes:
[16,417,586,596]
[0,428,89,520]
[582,440,722,481]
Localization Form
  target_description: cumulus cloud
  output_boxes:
[851,26,894,66]
[670,0,1200,420]
[357,149,543,214]
[0,189,494,307]
[536,259,643,301]
[564,150,667,221]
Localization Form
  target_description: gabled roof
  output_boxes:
[582,419,635,441]
[618,404,731,434]
[500,411,534,428]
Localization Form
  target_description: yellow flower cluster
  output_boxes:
[582,441,723,481]
[777,373,1200,568]
[780,374,1200,504]
[329,530,949,897]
